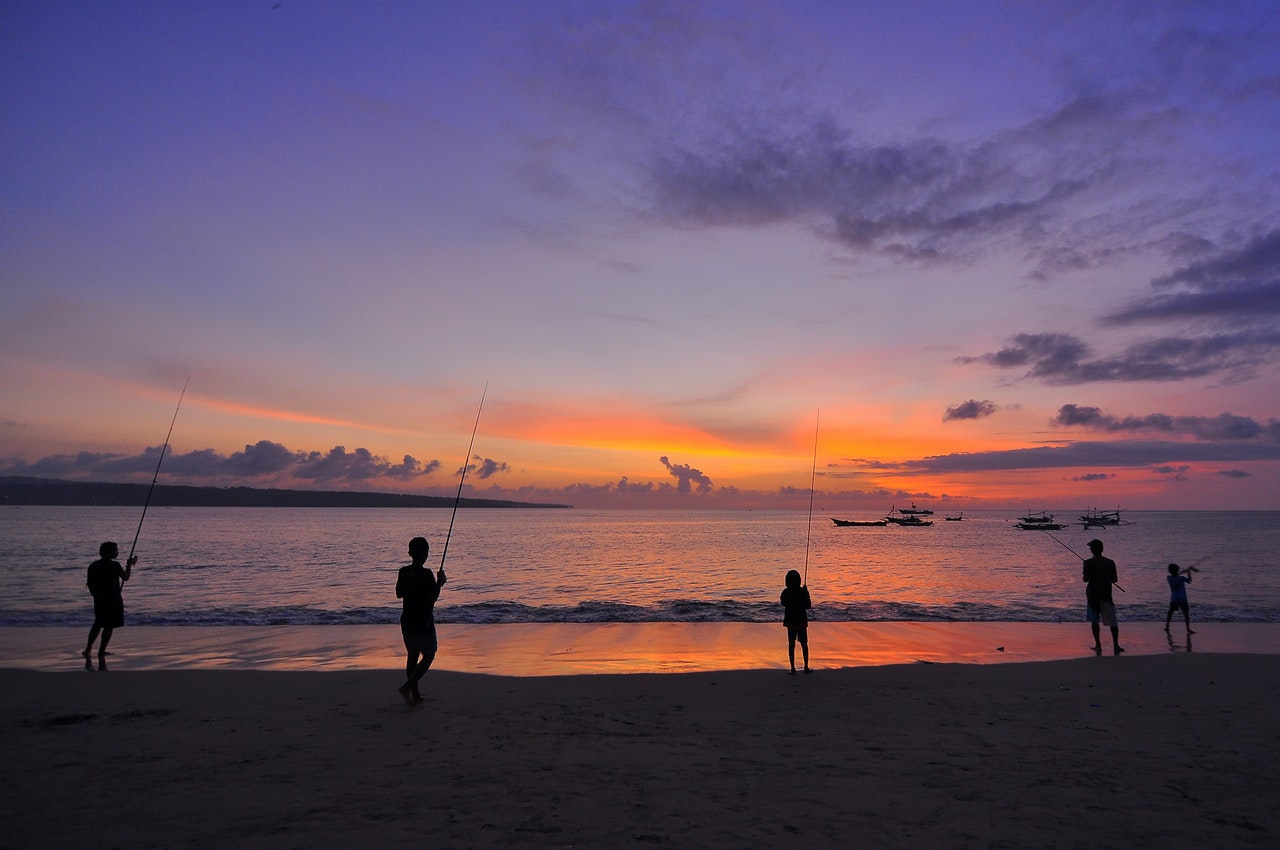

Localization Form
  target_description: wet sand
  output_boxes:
[4,621,1278,674]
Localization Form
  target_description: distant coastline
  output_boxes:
[0,476,572,510]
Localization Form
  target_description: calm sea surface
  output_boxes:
[1,507,1277,626]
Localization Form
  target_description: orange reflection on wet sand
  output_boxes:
[5,623,1278,674]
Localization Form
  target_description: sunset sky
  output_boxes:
[3,1,1279,510]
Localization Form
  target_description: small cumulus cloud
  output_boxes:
[943,399,998,422]
[469,457,512,480]
[659,456,713,494]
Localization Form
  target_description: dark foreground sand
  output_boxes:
[3,653,1278,849]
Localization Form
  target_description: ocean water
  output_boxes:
[1,506,1277,626]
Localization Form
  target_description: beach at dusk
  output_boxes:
[5,3,1279,843]
[4,643,1278,847]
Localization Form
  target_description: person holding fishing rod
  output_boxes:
[396,536,447,706]
[82,542,136,669]
[1082,539,1124,655]
[781,409,819,675]
[1165,563,1198,635]
[81,381,186,670]
[395,384,485,706]
[781,569,813,674]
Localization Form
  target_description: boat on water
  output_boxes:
[944,513,964,521]
[885,508,934,526]
[896,503,934,515]
[830,517,888,527]
[1014,511,1068,530]
[1080,507,1133,528]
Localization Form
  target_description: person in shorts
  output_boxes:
[1164,563,1196,635]
[83,541,136,669]
[1082,539,1122,655]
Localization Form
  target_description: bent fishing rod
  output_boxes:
[1046,530,1124,592]
[803,409,819,586]
[128,379,189,565]
[438,382,488,573]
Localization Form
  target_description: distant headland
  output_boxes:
[0,476,572,510]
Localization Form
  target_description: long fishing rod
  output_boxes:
[803,409,819,586]
[1046,530,1124,592]
[438,382,488,573]
[1044,531,1082,560]
[127,379,188,564]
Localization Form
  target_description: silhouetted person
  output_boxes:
[780,569,812,674]
[1165,563,1196,635]
[1082,539,1122,655]
[83,541,135,669]
[396,536,446,705]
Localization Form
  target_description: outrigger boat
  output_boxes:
[1080,507,1132,528]
[885,508,934,526]
[1014,510,1067,530]
[831,517,888,527]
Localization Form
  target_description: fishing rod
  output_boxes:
[803,409,819,586]
[438,382,488,573]
[1046,530,1124,592]
[127,379,188,565]
[1044,531,1082,560]
[1179,556,1209,575]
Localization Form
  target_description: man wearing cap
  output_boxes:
[1082,539,1123,655]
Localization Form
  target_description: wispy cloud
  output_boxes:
[958,330,1280,384]
[1108,228,1280,325]
[1,441,445,486]
[963,230,1280,386]
[1055,405,1279,441]
[860,440,1280,475]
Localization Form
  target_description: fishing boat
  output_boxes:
[831,517,888,527]
[944,513,964,521]
[1080,507,1132,528]
[885,508,934,526]
[896,503,934,515]
[1014,510,1067,530]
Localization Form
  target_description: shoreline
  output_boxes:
[3,653,1278,847]
[4,621,1280,674]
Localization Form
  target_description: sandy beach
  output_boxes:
[3,625,1279,848]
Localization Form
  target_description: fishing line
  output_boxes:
[127,379,188,565]
[803,409,819,586]
[439,382,488,572]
